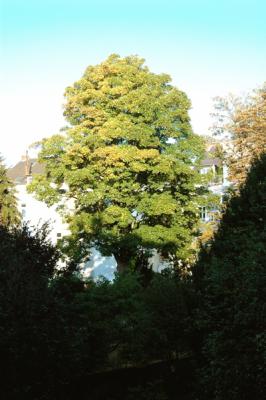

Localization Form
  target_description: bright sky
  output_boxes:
[1,0,265,166]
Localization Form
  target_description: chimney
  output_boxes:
[25,151,31,177]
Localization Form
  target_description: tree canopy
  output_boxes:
[211,83,266,185]
[0,157,20,227]
[29,54,206,270]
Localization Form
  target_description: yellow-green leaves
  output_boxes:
[0,158,20,227]
[27,174,61,206]
[30,55,206,267]
[102,205,134,229]
[137,193,178,217]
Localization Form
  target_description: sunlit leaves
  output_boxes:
[211,83,266,185]
[30,54,206,267]
[0,158,20,227]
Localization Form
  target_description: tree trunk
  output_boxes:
[114,254,129,273]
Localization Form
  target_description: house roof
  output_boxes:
[7,158,45,185]
[201,157,222,167]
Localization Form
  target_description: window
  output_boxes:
[200,206,207,221]
[200,166,211,174]
[21,203,26,218]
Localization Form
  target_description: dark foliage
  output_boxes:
[0,224,195,399]
[0,225,59,398]
[194,154,266,400]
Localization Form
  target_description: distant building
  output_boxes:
[199,143,231,222]
[7,154,69,243]
[7,153,117,280]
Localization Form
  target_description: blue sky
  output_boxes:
[1,0,265,165]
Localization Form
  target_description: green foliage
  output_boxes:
[0,157,20,227]
[194,154,266,400]
[28,54,206,269]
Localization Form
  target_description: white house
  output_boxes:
[7,154,117,280]
[199,144,230,222]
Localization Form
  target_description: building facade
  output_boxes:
[7,155,117,280]
[199,143,230,222]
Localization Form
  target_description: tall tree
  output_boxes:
[195,154,266,400]
[0,156,20,227]
[211,83,266,185]
[29,54,205,271]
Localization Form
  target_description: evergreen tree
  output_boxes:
[195,154,266,400]
[0,157,20,227]
[28,54,206,271]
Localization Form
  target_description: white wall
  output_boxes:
[17,184,69,243]
[16,184,118,280]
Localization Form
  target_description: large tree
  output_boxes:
[211,83,266,185]
[0,157,20,227]
[29,54,205,271]
[194,154,266,400]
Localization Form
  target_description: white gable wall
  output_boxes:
[16,183,118,280]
